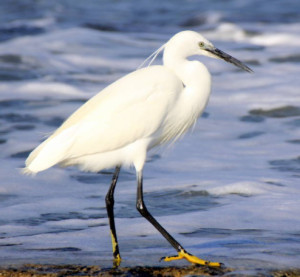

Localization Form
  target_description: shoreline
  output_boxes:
[0,264,299,277]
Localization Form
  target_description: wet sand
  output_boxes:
[0,264,299,277]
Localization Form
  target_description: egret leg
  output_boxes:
[136,171,221,267]
[105,166,121,266]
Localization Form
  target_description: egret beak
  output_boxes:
[206,47,253,73]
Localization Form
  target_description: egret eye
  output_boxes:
[198,41,205,48]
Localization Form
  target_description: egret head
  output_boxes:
[165,30,253,73]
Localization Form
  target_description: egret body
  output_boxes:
[24,30,252,267]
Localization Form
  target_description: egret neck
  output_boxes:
[163,44,212,125]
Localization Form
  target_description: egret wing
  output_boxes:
[25,66,182,172]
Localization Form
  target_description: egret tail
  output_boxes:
[24,125,78,174]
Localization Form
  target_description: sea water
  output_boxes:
[0,0,299,274]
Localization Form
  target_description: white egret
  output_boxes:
[24,30,252,267]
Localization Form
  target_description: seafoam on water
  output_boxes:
[0,0,299,272]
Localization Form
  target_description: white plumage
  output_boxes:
[25,31,216,174]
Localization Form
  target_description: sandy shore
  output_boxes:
[0,264,299,277]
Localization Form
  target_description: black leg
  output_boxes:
[135,170,221,267]
[105,166,121,265]
[136,171,184,252]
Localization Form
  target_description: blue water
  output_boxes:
[0,0,299,275]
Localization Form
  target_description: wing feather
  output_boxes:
[25,66,182,173]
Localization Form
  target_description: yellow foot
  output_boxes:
[161,249,222,267]
[113,254,122,268]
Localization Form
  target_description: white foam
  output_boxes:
[204,23,248,41]
[207,181,271,196]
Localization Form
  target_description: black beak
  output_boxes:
[206,47,253,73]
